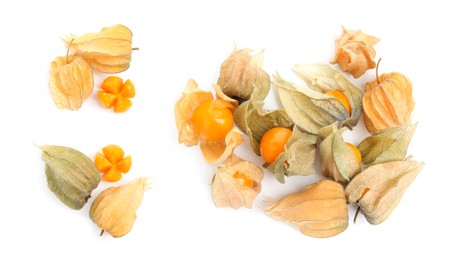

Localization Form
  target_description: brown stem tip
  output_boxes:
[375,58,382,85]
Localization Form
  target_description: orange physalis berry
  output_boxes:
[346,142,362,164]
[325,90,352,115]
[94,144,132,182]
[260,127,293,165]
[191,99,234,141]
[98,76,136,113]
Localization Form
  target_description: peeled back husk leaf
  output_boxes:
[330,26,380,78]
[40,145,100,210]
[174,79,214,147]
[318,122,360,183]
[90,177,151,238]
[358,124,417,166]
[212,154,263,209]
[64,24,134,73]
[217,47,270,102]
[234,99,293,155]
[49,55,94,110]
[345,158,424,225]
[266,126,317,183]
[363,72,415,133]
[200,127,245,163]
[265,179,348,238]
[292,63,363,130]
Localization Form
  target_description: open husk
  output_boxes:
[265,179,348,238]
[174,79,244,163]
[49,55,94,110]
[64,24,134,73]
[212,154,263,209]
[275,64,362,134]
[345,158,424,225]
[265,126,317,183]
[330,26,380,78]
[363,72,415,133]
[318,122,360,183]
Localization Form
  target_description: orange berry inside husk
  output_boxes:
[191,100,234,141]
[325,90,352,115]
[260,127,293,165]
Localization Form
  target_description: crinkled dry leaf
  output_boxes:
[318,122,360,183]
[363,72,415,133]
[90,177,150,238]
[174,79,213,146]
[49,55,94,110]
[358,124,416,166]
[212,154,263,209]
[217,47,270,102]
[266,126,317,183]
[200,128,245,164]
[293,64,363,129]
[64,24,134,73]
[345,159,424,225]
[234,99,293,155]
[330,26,380,78]
[40,145,100,210]
[265,180,348,238]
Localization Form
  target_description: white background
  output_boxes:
[1,0,460,259]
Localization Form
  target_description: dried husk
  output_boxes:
[234,99,293,155]
[358,124,416,166]
[363,72,415,133]
[266,126,317,183]
[274,64,362,135]
[330,26,380,78]
[175,79,213,147]
[40,145,100,210]
[293,64,363,130]
[211,154,263,209]
[49,55,94,110]
[174,79,243,163]
[345,158,424,225]
[64,24,133,73]
[217,47,270,102]
[265,180,348,238]
[90,177,150,238]
[318,122,360,183]
[200,127,245,163]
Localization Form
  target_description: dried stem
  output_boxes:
[375,58,382,85]
[66,38,75,64]
[132,47,140,51]
[353,206,361,224]
[99,229,105,236]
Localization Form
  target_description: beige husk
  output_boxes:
[363,72,415,133]
[345,158,424,225]
[217,47,270,102]
[330,26,379,78]
[212,154,263,209]
[265,180,348,238]
[64,24,134,73]
[318,122,360,183]
[90,177,151,238]
[48,55,94,110]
